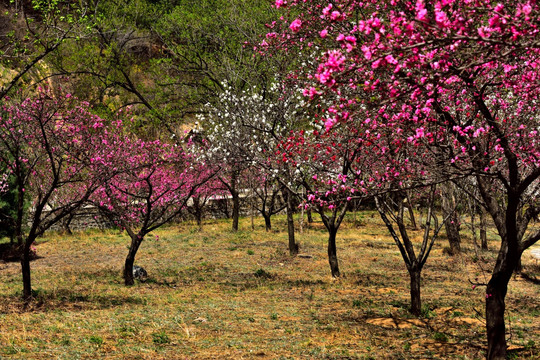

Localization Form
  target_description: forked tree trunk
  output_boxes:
[328,227,340,277]
[409,267,422,316]
[62,213,75,235]
[286,189,298,256]
[263,213,272,231]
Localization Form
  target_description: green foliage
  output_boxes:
[432,332,448,342]
[0,172,17,239]
[88,335,103,346]
[43,0,280,136]
[254,268,272,279]
[151,331,170,345]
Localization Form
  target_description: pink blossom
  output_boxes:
[417,9,428,21]
[289,18,302,32]
[324,117,337,131]
[322,4,333,16]
[435,10,448,25]
[330,11,342,21]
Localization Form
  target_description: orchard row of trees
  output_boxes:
[260,1,540,359]
[0,1,539,359]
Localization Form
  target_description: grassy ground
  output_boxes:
[0,211,539,359]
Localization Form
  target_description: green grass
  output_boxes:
[0,212,539,359]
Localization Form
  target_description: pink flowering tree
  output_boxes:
[0,90,118,300]
[91,136,215,285]
[267,1,540,358]
[276,126,363,277]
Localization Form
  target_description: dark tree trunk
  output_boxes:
[328,227,340,277]
[231,190,240,232]
[409,267,422,316]
[480,210,488,250]
[193,197,203,230]
[124,235,143,286]
[263,213,272,231]
[486,269,512,360]
[21,242,32,301]
[307,208,313,223]
[62,213,75,235]
[196,212,202,230]
[444,215,461,255]
[442,184,461,254]
[286,189,298,256]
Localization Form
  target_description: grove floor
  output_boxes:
[0,212,539,359]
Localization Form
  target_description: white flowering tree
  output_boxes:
[196,82,305,254]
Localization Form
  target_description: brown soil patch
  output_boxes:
[366,317,426,329]
[376,287,399,294]
[452,316,484,327]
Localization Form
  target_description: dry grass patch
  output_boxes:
[0,213,538,359]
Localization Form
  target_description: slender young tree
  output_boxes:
[375,186,447,315]
[253,175,286,232]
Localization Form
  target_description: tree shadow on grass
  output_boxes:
[0,287,148,314]
[0,243,42,262]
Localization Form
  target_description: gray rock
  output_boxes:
[133,265,148,282]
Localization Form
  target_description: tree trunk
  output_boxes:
[480,210,488,250]
[231,190,240,232]
[299,205,304,234]
[124,235,143,286]
[485,270,512,360]
[263,213,271,231]
[193,197,203,230]
[307,208,313,223]
[62,213,74,235]
[286,189,298,256]
[196,213,202,230]
[514,258,523,274]
[444,215,461,255]
[328,227,340,277]
[21,242,33,301]
[409,267,422,316]
[442,184,461,255]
